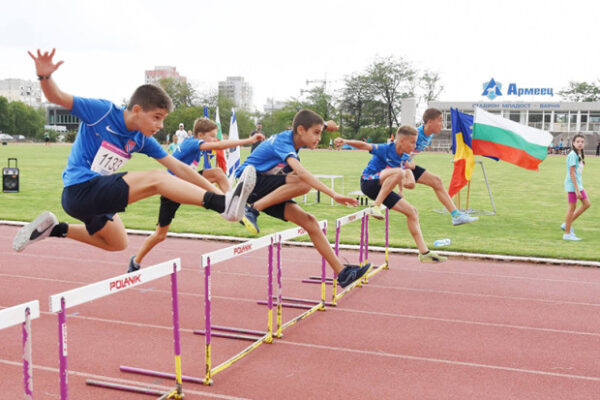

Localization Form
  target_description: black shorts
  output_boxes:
[411,165,427,182]
[157,196,181,227]
[61,172,129,235]
[247,173,295,221]
[360,178,402,209]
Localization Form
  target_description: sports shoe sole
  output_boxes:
[366,207,385,221]
[223,166,256,221]
[241,215,259,234]
[13,211,58,252]
[452,216,479,226]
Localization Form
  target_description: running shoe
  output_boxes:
[418,251,447,263]
[560,223,574,234]
[366,205,385,221]
[452,212,478,226]
[128,255,141,273]
[241,205,260,234]
[563,233,582,241]
[13,211,58,252]
[221,165,256,221]
[338,263,372,288]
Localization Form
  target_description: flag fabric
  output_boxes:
[202,106,213,169]
[226,108,240,177]
[214,106,227,173]
[473,107,552,170]
[448,108,475,197]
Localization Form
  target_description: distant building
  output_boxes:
[0,79,43,108]
[218,76,253,110]
[46,105,80,132]
[263,98,287,113]
[145,66,187,85]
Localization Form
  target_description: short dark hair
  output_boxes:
[422,108,442,124]
[127,84,173,112]
[292,109,324,134]
[193,118,218,135]
[396,125,418,139]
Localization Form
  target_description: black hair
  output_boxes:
[292,109,324,134]
[572,134,585,165]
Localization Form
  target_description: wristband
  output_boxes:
[37,74,51,80]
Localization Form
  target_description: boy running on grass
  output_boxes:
[13,49,256,253]
[238,109,371,288]
[128,118,264,272]
[335,126,447,263]
[409,108,478,226]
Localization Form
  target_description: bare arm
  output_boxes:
[28,49,73,110]
[569,165,581,199]
[156,154,224,195]
[200,133,265,151]
[287,157,357,206]
[334,137,373,151]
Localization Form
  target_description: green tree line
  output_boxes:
[0,96,46,139]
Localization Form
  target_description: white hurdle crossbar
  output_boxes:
[48,259,182,400]
[0,300,40,399]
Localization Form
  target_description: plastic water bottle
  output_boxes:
[433,238,451,247]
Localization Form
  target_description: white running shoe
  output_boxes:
[452,212,478,226]
[366,205,385,221]
[563,232,582,241]
[221,166,257,221]
[560,223,574,234]
[13,211,59,252]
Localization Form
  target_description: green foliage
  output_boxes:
[559,80,600,102]
[6,101,45,137]
[0,96,10,133]
[157,77,197,109]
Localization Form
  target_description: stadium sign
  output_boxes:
[482,78,554,100]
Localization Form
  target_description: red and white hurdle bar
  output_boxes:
[48,258,183,400]
[0,300,40,400]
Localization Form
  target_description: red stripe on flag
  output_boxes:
[472,139,543,171]
[448,159,468,198]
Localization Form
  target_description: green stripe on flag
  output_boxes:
[473,123,548,161]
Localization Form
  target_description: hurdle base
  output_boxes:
[120,365,206,385]
[86,379,184,399]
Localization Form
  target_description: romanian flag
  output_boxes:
[448,108,475,198]
[214,106,227,173]
[473,108,552,170]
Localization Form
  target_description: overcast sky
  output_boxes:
[1,0,598,112]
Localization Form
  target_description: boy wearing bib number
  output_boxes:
[128,118,265,272]
[13,49,256,253]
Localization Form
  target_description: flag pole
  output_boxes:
[466,181,471,211]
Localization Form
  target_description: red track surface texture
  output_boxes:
[1,224,600,399]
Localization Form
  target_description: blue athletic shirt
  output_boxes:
[235,130,299,177]
[361,142,409,180]
[414,125,434,153]
[168,138,205,175]
[64,96,167,187]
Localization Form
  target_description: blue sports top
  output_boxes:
[64,96,167,187]
[361,142,409,179]
[414,125,434,153]
[169,138,205,175]
[236,130,299,177]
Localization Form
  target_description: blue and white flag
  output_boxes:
[227,108,240,178]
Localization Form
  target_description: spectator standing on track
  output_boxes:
[335,127,447,263]
[237,109,371,288]
[13,48,256,253]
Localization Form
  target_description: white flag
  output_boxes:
[226,108,240,177]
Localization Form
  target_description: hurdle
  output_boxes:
[0,300,40,399]
[330,208,389,305]
[193,220,327,385]
[48,259,183,400]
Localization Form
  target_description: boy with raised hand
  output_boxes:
[13,49,256,253]
[335,126,447,263]
[128,118,264,272]
[410,108,477,226]
[238,109,370,288]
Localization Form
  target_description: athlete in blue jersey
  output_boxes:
[407,108,477,226]
[238,109,371,288]
[14,49,256,254]
[128,118,264,272]
[335,126,446,263]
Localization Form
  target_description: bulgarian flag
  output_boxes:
[214,106,227,173]
[473,107,552,170]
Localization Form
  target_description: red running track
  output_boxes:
[1,224,600,399]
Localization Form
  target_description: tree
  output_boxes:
[419,71,444,105]
[157,77,197,109]
[340,74,373,138]
[0,96,9,133]
[6,101,44,137]
[559,81,600,102]
[367,56,417,135]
